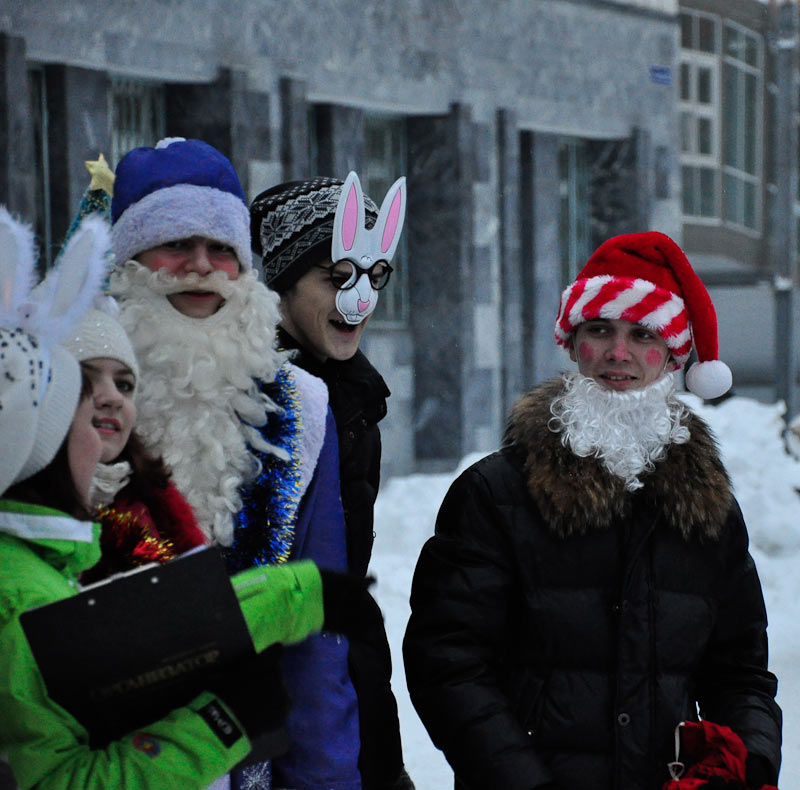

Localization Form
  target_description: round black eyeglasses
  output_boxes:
[317,259,393,291]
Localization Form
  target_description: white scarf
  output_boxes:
[90,461,132,506]
[549,372,690,491]
[108,262,288,546]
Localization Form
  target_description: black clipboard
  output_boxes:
[20,546,256,747]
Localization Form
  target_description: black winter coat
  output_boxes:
[403,380,781,790]
[278,330,407,789]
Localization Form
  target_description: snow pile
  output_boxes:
[680,394,800,557]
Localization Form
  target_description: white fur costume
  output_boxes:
[109,262,326,546]
[550,372,690,492]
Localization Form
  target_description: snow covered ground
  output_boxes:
[369,392,800,789]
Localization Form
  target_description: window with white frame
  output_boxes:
[557,137,591,287]
[108,78,165,167]
[680,11,720,220]
[679,11,763,231]
[363,113,408,325]
[721,21,762,231]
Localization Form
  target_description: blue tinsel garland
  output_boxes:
[222,366,304,573]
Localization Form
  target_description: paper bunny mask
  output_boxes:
[331,171,407,325]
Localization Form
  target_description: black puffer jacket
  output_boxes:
[278,329,409,789]
[404,380,781,790]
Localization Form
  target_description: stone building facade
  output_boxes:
[678,0,799,416]
[3,0,794,476]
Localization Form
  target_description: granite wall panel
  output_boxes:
[407,105,474,460]
[0,34,34,223]
[280,76,309,181]
[526,131,567,386]
[43,64,109,248]
[497,107,524,413]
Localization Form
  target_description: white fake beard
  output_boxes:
[549,372,690,492]
[108,262,289,546]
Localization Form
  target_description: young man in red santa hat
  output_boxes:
[404,232,781,790]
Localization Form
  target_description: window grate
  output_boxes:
[108,78,166,167]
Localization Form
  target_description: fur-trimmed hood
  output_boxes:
[504,378,733,541]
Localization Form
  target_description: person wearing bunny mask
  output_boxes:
[250,173,414,790]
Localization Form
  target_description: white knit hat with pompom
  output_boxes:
[0,208,108,494]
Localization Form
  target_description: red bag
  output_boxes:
[661,721,778,790]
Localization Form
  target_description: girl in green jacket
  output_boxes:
[0,209,343,790]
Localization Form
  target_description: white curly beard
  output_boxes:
[549,372,690,492]
[108,262,289,546]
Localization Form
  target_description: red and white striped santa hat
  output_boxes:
[555,231,732,399]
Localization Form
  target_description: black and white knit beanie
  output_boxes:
[250,177,379,293]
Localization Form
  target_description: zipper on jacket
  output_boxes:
[613,509,658,789]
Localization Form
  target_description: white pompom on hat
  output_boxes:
[555,231,732,399]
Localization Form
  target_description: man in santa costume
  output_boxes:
[403,232,781,790]
[108,138,363,790]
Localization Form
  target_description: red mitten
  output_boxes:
[662,721,749,790]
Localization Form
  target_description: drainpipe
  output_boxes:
[771,0,799,419]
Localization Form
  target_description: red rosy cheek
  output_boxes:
[645,348,665,367]
[578,342,594,363]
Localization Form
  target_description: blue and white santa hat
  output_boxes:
[111,137,252,269]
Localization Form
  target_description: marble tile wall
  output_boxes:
[0,34,35,224]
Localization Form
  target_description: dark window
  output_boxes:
[108,78,165,167]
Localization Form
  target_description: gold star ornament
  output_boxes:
[85,153,115,196]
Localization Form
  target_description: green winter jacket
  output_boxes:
[0,498,324,790]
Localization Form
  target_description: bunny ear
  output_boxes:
[374,176,406,262]
[29,216,110,343]
[332,171,366,262]
[0,207,38,326]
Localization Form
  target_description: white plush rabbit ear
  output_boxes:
[332,171,366,263]
[0,207,38,326]
[28,215,110,343]
[373,176,406,263]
